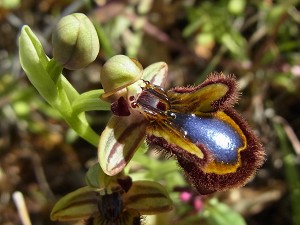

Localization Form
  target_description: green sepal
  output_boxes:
[142,62,168,87]
[98,114,147,176]
[50,186,99,221]
[85,163,112,189]
[123,181,173,214]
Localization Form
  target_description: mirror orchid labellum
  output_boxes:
[99,73,265,195]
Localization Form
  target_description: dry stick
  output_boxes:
[251,11,289,71]
[93,3,207,66]
[124,12,205,63]
[274,116,300,155]
[12,191,32,225]
[273,118,300,225]
[31,150,56,199]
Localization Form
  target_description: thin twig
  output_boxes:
[273,120,300,225]
[273,116,300,155]
[30,150,55,199]
[124,12,197,56]
[12,191,32,225]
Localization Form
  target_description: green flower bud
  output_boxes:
[100,55,143,98]
[52,13,100,70]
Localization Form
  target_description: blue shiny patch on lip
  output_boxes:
[171,113,243,163]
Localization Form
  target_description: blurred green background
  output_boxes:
[1,0,300,224]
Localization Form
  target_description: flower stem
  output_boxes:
[72,89,111,115]
[64,114,100,147]
[54,78,100,147]
[19,25,103,147]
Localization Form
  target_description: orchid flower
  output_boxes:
[98,55,265,195]
[51,164,173,225]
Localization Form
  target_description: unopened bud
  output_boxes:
[100,55,143,98]
[52,13,100,70]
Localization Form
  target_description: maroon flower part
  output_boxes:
[135,73,265,194]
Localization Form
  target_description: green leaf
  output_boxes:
[228,0,246,15]
[183,19,203,37]
[221,32,246,58]
[204,198,246,225]
[0,0,20,9]
[85,163,112,189]
[19,25,58,103]
[197,33,214,45]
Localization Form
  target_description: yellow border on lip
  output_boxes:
[201,111,247,174]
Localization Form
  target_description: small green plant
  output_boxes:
[19,13,173,224]
[19,12,264,225]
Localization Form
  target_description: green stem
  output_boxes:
[61,75,80,103]
[64,114,100,147]
[53,79,100,147]
[72,89,111,115]
[19,25,100,147]
[274,122,300,225]
[196,45,227,84]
